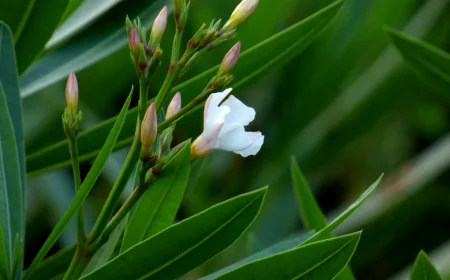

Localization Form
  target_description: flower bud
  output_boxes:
[65,72,78,112]
[140,103,158,161]
[125,15,133,33]
[218,42,241,75]
[166,92,182,119]
[223,0,259,31]
[128,26,141,60]
[149,6,168,50]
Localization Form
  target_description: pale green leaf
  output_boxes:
[410,251,443,280]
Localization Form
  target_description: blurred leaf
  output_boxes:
[290,157,355,280]
[81,188,267,280]
[25,0,345,176]
[0,225,9,279]
[14,0,70,74]
[302,175,382,246]
[387,27,450,96]
[82,217,128,276]
[60,0,85,22]
[11,234,22,280]
[25,246,75,280]
[19,0,168,97]
[121,142,191,252]
[290,156,327,231]
[410,251,443,280]
[23,89,133,280]
[0,83,24,279]
[214,232,361,280]
[201,232,314,280]
[0,0,28,34]
[0,22,26,207]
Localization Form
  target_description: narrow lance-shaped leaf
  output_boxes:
[302,175,383,246]
[14,0,70,73]
[0,225,9,280]
[410,251,443,280]
[214,232,361,280]
[121,142,191,252]
[201,232,314,280]
[24,245,76,280]
[81,187,267,280]
[290,157,355,280]
[0,83,23,277]
[25,0,345,176]
[23,88,133,280]
[386,27,450,97]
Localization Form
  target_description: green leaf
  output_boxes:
[121,142,191,252]
[80,187,267,280]
[0,0,28,34]
[290,157,355,280]
[60,0,85,23]
[201,233,314,280]
[0,225,9,280]
[213,232,361,280]
[83,217,128,276]
[290,156,327,231]
[410,251,443,280]
[386,27,450,96]
[25,246,76,280]
[303,175,383,246]
[14,0,70,74]
[23,88,133,280]
[25,0,345,176]
[0,83,24,278]
[20,0,169,97]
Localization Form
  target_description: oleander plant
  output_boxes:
[1,0,450,279]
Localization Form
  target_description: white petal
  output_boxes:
[203,89,233,136]
[222,95,255,126]
[204,88,233,121]
[235,132,264,157]
[217,122,253,151]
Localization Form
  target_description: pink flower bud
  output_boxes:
[223,0,259,31]
[219,42,241,75]
[149,6,168,50]
[166,92,182,119]
[128,26,141,59]
[65,72,78,111]
[141,103,158,152]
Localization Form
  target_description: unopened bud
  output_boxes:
[218,42,241,75]
[128,27,141,60]
[166,92,182,119]
[140,103,158,161]
[223,0,259,31]
[149,6,168,50]
[65,72,78,112]
[125,15,133,33]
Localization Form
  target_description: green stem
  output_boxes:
[88,184,148,253]
[62,246,90,280]
[171,29,183,65]
[154,65,181,109]
[87,81,149,245]
[68,135,86,244]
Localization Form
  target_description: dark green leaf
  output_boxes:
[83,217,128,276]
[81,187,267,280]
[214,232,361,280]
[410,251,443,280]
[25,0,345,176]
[303,175,382,245]
[386,27,450,96]
[60,0,85,23]
[23,88,133,280]
[0,0,28,34]
[290,156,327,231]
[201,232,314,280]
[0,225,9,279]
[25,246,75,280]
[121,142,191,252]
[0,83,24,278]
[14,0,70,74]
[20,0,169,97]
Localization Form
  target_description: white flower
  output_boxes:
[191,88,264,157]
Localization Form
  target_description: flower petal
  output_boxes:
[204,88,233,122]
[222,95,255,126]
[235,132,264,157]
[203,89,233,136]
[218,122,253,151]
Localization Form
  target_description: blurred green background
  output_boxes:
[10,0,450,279]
